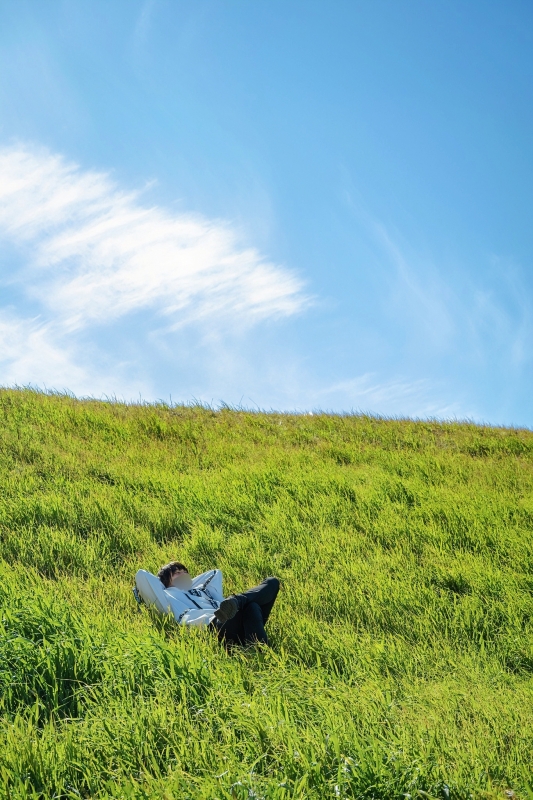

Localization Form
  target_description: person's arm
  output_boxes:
[192,569,224,603]
[135,569,173,615]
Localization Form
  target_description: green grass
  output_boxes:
[0,388,532,799]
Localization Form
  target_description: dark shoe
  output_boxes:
[214,597,238,623]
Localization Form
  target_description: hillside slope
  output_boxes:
[0,389,532,799]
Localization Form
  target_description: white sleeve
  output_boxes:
[135,570,173,615]
[192,569,224,603]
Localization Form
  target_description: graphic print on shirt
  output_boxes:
[189,587,219,609]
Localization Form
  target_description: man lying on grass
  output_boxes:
[135,562,279,647]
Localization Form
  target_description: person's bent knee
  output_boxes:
[265,576,280,594]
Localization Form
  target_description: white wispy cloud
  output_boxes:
[0,143,307,394]
[370,218,533,371]
[0,314,85,390]
[370,220,457,351]
[0,144,307,331]
[311,373,466,419]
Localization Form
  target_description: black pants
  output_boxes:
[213,576,280,646]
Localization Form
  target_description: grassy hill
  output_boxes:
[0,388,532,799]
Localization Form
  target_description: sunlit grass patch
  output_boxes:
[0,388,532,798]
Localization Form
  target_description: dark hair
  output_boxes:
[157,561,189,588]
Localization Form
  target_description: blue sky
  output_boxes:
[1,1,532,425]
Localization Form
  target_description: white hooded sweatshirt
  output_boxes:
[135,568,224,627]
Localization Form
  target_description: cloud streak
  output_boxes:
[0,143,308,396]
[0,144,307,332]
[311,373,466,419]
[0,313,84,390]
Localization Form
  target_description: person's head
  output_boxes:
[157,561,189,588]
